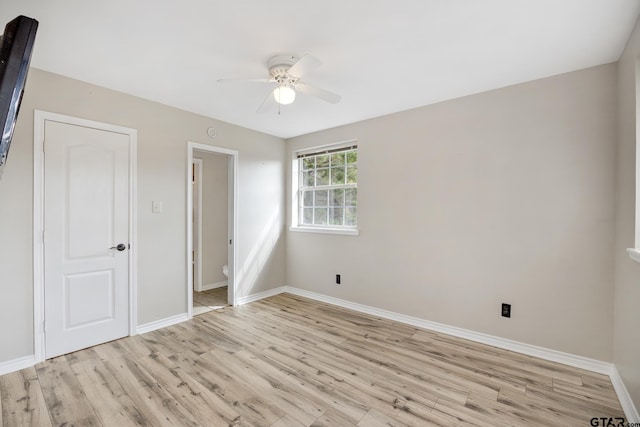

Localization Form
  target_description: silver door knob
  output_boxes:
[109,243,127,251]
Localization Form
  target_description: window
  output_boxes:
[293,144,358,234]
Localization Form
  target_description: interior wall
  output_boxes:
[198,151,228,286]
[614,15,640,409]
[286,63,618,361]
[0,68,286,363]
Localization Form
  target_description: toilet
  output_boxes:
[222,265,228,277]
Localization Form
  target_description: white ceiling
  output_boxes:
[2,1,639,139]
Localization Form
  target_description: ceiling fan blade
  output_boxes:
[295,82,342,104]
[217,78,274,84]
[288,54,322,78]
[256,89,278,113]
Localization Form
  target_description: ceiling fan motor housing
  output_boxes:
[267,55,299,83]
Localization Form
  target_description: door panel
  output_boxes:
[44,119,130,359]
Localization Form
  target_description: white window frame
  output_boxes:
[290,141,359,236]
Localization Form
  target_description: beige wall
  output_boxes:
[0,68,286,362]
[614,16,640,409]
[197,151,228,286]
[286,64,618,361]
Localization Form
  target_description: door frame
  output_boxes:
[192,157,203,292]
[186,142,238,315]
[33,110,138,363]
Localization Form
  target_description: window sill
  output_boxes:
[289,226,359,236]
[627,248,640,264]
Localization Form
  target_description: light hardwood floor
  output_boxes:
[193,286,228,316]
[0,293,626,426]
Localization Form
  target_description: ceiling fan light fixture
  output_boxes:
[273,85,296,105]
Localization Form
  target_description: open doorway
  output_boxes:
[187,142,237,318]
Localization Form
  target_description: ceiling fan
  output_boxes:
[218,54,341,113]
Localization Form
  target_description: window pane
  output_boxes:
[303,170,315,187]
[330,208,344,226]
[330,188,344,206]
[303,191,313,207]
[345,188,357,206]
[317,154,330,168]
[331,152,345,166]
[315,190,328,206]
[331,167,345,185]
[347,151,357,164]
[314,208,328,225]
[345,207,357,226]
[316,168,330,186]
[303,208,313,225]
[346,165,357,184]
[302,157,315,170]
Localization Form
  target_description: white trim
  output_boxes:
[192,158,203,292]
[281,286,614,375]
[187,142,238,319]
[200,280,228,291]
[33,110,138,363]
[635,57,640,254]
[295,139,358,157]
[627,248,640,263]
[289,226,360,236]
[136,313,189,335]
[237,286,287,306]
[0,355,36,376]
[128,123,138,337]
[33,111,45,363]
[611,366,640,422]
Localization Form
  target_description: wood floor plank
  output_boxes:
[212,348,324,425]
[70,358,152,426]
[229,345,369,423]
[134,352,242,426]
[357,409,408,427]
[0,291,626,426]
[0,367,52,427]
[93,335,155,362]
[104,356,159,392]
[35,358,100,425]
[271,414,308,427]
[526,383,626,419]
[174,349,286,425]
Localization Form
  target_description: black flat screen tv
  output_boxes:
[0,15,38,179]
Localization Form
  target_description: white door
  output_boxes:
[44,119,131,359]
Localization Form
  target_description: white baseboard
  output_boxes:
[279,286,639,420]
[611,366,640,422]
[136,313,189,335]
[200,280,228,291]
[0,355,36,376]
[237,286,287,306]
[277,286,612,373]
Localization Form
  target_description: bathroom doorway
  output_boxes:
[187,142,237,317]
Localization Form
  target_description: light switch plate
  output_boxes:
[152,201,163,213]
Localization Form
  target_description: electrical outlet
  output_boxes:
[501,303,511,318]
[336,274,341,285]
